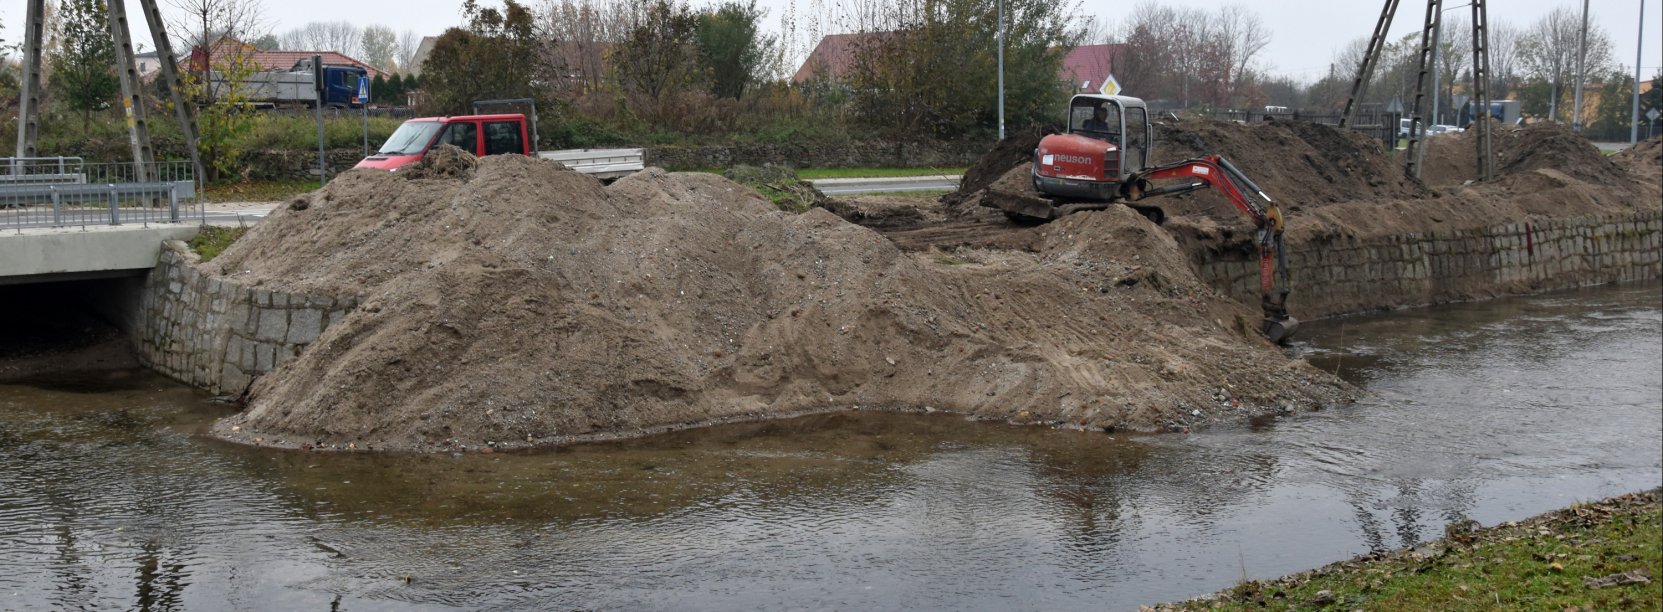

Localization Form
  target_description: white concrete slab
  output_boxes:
[0,224,200,280]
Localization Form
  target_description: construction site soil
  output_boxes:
[205,121,1660,453]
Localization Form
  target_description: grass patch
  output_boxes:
[1158,489,1662,611]
[203,179,319,203]
[189,225,250,262]
[796,167,966,180]
[936,255,975,265]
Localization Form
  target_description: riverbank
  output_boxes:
[126,122,1659,452]
[1152,488,1663,611]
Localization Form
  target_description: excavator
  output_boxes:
[1002,94,1298,343]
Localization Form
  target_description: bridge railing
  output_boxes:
[1,160,203,230]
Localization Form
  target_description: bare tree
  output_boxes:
[167,0,269,101]
[361,25,397,70]
[1215,5,1270,104]
[279,21,363,57]
[538,0,632,94]
[395,30,423,72]
[1434,16,1472,122]
[1487,21,1523,97]
[1520,5,1614,121]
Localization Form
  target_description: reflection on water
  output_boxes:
[2,283,1659,610]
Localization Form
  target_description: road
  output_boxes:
[811,175,961,196]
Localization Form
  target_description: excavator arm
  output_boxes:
[1125,155,1299,343]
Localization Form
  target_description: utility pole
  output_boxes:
[1633,0,1646,144]
[1341,0,1403,128]
[107,0,156,182]
[996,0,1006,141]
[139,0,204,184]
[1407,0,1445,179]
[315,55,328,184]
[15,0,45,162]
[1571,0,1590,133]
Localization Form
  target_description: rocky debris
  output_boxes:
[399,144,479,180]
[203,155,1348,452]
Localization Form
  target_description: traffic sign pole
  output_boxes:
[359,76,371,157]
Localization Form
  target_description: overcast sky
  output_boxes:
[2,0,1658,83]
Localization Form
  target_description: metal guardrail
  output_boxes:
[1,160,202,230]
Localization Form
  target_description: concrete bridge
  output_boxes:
[2,157,201,285]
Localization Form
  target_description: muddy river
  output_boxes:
[2,283,1659,610]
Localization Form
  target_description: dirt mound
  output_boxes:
[1421,122,1630,187]
[942,128,1043,208]
[204,157,1347,452]
[1612,135,1663,175]
[1151,117,1425,208]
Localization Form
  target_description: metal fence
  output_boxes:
[1,158,202,230]
[1213,107,1404,149]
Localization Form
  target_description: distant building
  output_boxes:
[189,37,384,77]
[407,36,439,76]
[1060,44,1118,93]
[135,51,160,79]
[792,33,883,84]
[792,35,1121,91]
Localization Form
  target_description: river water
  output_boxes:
[2,283,1659,611]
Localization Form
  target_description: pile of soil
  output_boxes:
[1612,135,1663,175]
[941,127,1044,210]
[1421,122,1631,187]
[205,157,1347,452]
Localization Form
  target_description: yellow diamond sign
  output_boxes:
[1099,74,1122,96]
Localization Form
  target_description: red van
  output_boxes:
[355,114,532,171]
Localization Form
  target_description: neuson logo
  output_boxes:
[1053,154,1093,164]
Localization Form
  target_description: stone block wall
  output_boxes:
[135,243,359,395]
[1195,211,1663,319]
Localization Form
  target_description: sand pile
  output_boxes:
[1421,122,1631,187]
[204,156,1346,451]
[1612,135,1663,175]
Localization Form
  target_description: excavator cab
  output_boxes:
[1066,95,1151,175]
[1034,95,1153,200]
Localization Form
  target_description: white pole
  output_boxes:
[1431,15,1445,126]
[996,0,1006,140]
[1572,0,1590,133]
[1633,0,1645,144]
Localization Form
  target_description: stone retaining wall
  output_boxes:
[1195,211,1663,320]
[135,243,359,395]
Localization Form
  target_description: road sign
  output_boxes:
[357,76,370,104]
[1099,74,1122,96]
[1648,108,1660,121]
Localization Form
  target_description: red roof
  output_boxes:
[1060,44,1118,92]
[792,33,891,83]
[250,51,384,78]
[794,36,1120,90]
[189,37,383,77]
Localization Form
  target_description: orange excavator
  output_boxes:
[1004,94,1297,343]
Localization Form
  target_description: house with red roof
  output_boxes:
[189,37,384,77]
[793,34,1120,93]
